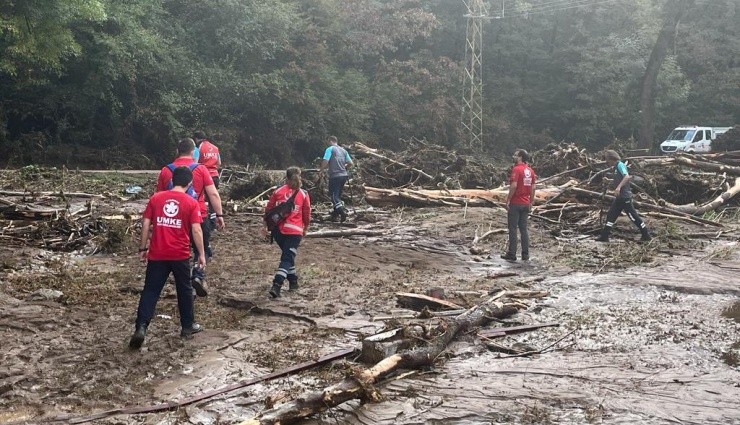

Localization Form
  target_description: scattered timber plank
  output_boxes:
[395,292,464,311]
[371,309,466,321]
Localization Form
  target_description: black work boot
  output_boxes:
[339,207,348,223]
[191,276,208,297]
[129,325,147,350]
[329,210,339,222]
[269,282,282,298]
[181,323,203,338]
[639,228,652,242]
[595,228,610,242]
[500,253,517,262]
[288,278,299,292]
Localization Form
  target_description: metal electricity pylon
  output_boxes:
[461,0,489,150]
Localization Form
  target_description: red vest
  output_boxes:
[265,185,311,235]
[198,140,220,177]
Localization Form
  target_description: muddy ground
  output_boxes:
[1,170,739,425]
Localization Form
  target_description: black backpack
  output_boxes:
[264,189,299,233]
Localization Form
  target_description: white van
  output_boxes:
[660,126,731,154]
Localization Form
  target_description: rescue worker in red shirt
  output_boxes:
[501,149,536,262]
[156,138,225,294]
[129,166,206,349]
[194,130,222,188]
[264,167,311,298]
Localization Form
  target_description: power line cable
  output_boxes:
[494,0,624,19]
[509,0,607,11]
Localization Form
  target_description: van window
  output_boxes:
[692,131,702,142]
[705,130,711,140]
[667,129,695,141]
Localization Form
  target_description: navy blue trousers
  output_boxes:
[272,231,302,285]
[328,175,348,211]
[135,259,194,329]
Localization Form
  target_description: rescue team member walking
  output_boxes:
[596,150,652,242]
[320,136,353,222]
[156,138,225,293]
[501,149,536,262]
[266,167,311,298]
[194,130,222,188]
[194,131,222,247]
[129,166,206,349]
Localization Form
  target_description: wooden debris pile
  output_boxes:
[0,199,115,251]
[531,142,596,180]
[713,125,740,152]
[350,137,506,190]
[239,289,556,425]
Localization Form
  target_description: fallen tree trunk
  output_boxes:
[364,181,576,208]
[639,156,740,176]
[661,177,740,215]
[239,298,520,425]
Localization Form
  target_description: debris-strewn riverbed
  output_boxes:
[0,170,738,425]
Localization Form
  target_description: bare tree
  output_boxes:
[638,0,695,151]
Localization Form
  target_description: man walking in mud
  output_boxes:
[320,136,353,222]
[194,130,222,188]
[129,166,206,349]
[194,130,222,257]
[595,150,652,242]
[502,149,536,262]
[156,138,225,294]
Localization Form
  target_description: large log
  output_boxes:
[363,181,576,208]
[239,298,520,425]
[662,177,740,214]
[638,156,740,175]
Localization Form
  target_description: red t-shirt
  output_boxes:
[143,190,202,261]
[265,185,311,235]
[197,140,220,177]
[156,157,214,218]
[509,163,536,206]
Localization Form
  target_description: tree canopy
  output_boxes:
[0,0,737,168]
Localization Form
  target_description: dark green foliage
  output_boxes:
[0,0,737,168]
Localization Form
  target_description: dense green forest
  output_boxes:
[0,0,737,168]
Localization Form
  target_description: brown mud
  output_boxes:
[0,171,738,425]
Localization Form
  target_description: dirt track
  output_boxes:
[1,172,738,424]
